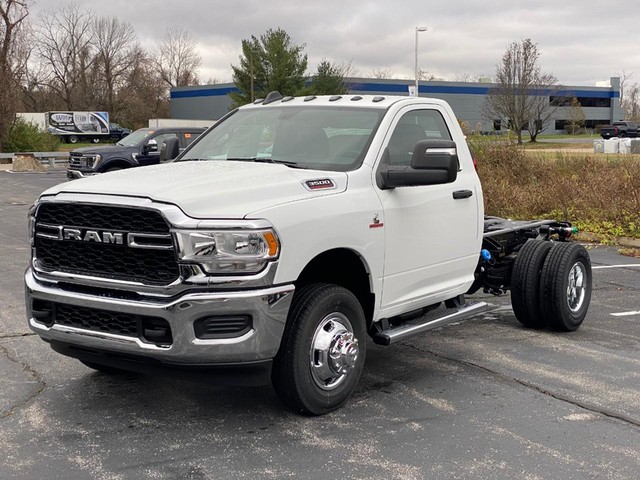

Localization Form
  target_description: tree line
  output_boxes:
[2,1,635,151]
[0,0,202,150]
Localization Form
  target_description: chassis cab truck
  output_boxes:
[26,93,592,414]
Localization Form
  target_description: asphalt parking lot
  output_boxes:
[1,170,639,480]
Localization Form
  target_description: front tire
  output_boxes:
[67,135,79,144]
[540,242,592,331]
[272,284,367,415]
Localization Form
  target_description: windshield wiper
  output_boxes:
[226,157,308,168]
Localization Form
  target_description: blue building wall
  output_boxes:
[171,77,621,134]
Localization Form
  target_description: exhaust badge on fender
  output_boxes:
[303,178,336,191]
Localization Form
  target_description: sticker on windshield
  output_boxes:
[304,179,336,190]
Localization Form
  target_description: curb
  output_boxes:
[576,232,640,249]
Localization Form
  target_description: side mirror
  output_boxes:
[143,139,158,154]
[160,137,180,163]
[378,139,459,190]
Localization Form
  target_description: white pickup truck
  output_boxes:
[26,92,592,415]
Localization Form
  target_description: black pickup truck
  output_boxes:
[600,121,640,139]
[67,127,205,179]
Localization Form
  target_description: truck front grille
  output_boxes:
[68,154,84,168]
[34,203,180,285]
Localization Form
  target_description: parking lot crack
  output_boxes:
[0,332,36,339]
[0,343,47,419]
[401,342,640,429]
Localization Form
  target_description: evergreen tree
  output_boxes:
[230,28,307,108]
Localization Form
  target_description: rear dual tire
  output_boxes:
[511,241,591,331]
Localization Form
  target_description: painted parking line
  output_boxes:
[592,265,640,270]
[610,311,640,317]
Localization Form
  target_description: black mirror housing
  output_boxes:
[378,139,459,189]
[143,139,158,154]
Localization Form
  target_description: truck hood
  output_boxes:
[70,145,135,155]
[43,161,348,219]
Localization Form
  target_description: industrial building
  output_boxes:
[170,77,622,134]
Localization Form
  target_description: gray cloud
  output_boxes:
[30,0,638,85]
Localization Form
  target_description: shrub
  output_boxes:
[469,137,640,238]
[3,118,59,153]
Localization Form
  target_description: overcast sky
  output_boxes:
[29,0,640,87]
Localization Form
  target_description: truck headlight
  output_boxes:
[28,204,36,246]
[87,154,101,168]
[175,229,279,274]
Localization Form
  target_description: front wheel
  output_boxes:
[67,135,79,144]
[272,284,367,415]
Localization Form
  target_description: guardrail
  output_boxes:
[0,151,69,167]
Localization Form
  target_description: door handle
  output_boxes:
[453,190,473,199]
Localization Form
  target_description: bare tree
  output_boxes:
[482,38,558,144]
[35,2,95,109]
[0,0,29,149]
[92,16,138,114]
[454,72,477,82]
[622,82,640,122]
[526,73,560,141]
[454,72,493,83]
[418,68,438,81]
[565,97,585,134]
[371,68,394,79]
[617,70,632,109]
[117,47,169,128]
[155,26,201,88]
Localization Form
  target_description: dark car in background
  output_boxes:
[108,123,132,141]
[66,127,206,179]
[600,121,640,139]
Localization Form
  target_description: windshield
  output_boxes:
[179,106,384,171]
[116,128,153,147]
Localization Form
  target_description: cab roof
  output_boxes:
[239,91,449,110]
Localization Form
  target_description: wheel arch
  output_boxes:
[99,158,132,172]
[295,248,375,327]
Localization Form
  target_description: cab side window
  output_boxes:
[151,133,178,151]
[183,131,200,147]
[387,110,452,166]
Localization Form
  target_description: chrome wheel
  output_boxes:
[309,312,359,391]
[567,261,586,313]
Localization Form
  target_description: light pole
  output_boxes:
[414,26,427,97]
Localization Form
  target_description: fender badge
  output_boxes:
[369,213,383,229]
[304,178,335,190]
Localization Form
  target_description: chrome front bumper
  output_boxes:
[25,268,294,365]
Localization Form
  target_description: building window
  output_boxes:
[493,119,501,131]
[584,119,605,129]
[555,120,567,130]
[550,96,611,108]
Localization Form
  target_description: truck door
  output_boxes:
[375,106,482,317]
